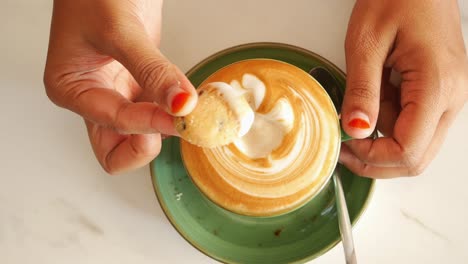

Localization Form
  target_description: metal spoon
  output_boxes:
[309,66,357,264]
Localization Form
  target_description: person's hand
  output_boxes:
[340,0,468,178]
[44,0,197,174]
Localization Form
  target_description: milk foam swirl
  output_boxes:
[181,59,340,216]
[204,74,335,198]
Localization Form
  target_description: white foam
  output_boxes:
[233,113,286,159]
[208,82,255,137]
[210,76,295,159]
[241,74,265,110]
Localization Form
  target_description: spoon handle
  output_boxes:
[308,66,358,263]
[334,168,357,264]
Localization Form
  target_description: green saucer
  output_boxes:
[150,43,374,264]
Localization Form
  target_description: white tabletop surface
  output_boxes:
[1,1,467,263]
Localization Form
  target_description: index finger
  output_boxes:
[48,80,178,135]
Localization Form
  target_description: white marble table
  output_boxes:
[1,1,467,263]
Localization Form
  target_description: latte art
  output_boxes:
[181,59,340,216]
[231,73,294,159]
[232,98,294,159]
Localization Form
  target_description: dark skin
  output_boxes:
[44,0,468,177]
[340,0,468,178]
[44,0,197,174]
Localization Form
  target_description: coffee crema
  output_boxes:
[181,59,341,217]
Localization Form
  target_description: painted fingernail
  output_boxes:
[347,112,370,129]
[171,92,190,114]
[165,81,197,116]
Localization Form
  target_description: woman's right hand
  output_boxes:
[44,0,197,174]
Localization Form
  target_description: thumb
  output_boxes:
[341,2,399,139]
[341,61,382,139]
[109,29,197,117]
[342,30,394,139]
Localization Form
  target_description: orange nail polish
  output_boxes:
[348,118,370,129]
[171,92,190,114]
